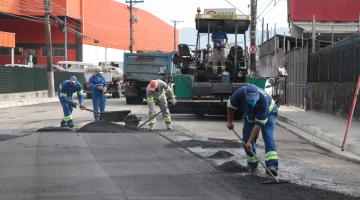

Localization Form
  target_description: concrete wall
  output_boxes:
[307,82,360,120]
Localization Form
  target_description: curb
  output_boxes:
[277,118,360,164]
[0,98,58,109]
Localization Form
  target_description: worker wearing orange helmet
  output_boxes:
[146,79,176,130]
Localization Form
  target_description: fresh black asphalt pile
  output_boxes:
[216,160,249,172]
[77,121,141,133]
[223,175,360,200]
[167,139,241,148]
[36,127,73,132]
[0,134,22,141]
[208,150,234,159]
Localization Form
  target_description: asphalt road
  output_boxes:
[0,99,359,200]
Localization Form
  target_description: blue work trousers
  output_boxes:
[60,97,73,122]
[92,93,106,120]
[242,114,278,169]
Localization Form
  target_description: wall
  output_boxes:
[289,0,360,22]
[308,82,360,120]
[81,0,176,51]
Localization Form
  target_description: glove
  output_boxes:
[79,104,86,109]
[98,86,104,91]
[169,99,177,106]
[71,101,78,108]
[102,87,107,93]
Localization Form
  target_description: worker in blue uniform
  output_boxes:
[226,84,279,176]
[57,76,84,128]
[88,66,107,121]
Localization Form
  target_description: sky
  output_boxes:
[117,0,289,30]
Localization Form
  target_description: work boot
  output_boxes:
[166,124,172,130]
[149,123,154,131]
[247,164,258,172]
[266,166,278,177]
[67,120,74,128]
[60,120,67,127]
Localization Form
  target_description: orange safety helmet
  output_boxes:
[148,80,158,91]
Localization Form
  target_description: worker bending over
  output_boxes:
[57,76,85,128]
[226,84,279,176]
[89,66,107,121]
[146,79,176,130]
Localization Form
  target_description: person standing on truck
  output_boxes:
[211,24,228,66]
[57,76,85,128]
[89,66,107,121]
[226,84,279,176]
[146,79,177,130]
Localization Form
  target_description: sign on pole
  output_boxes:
[249,45,257,54]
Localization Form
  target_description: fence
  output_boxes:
[285,46,309,109]
[0,67,84,94]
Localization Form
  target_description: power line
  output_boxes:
[223,0,246,15]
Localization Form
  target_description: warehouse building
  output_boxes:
[0,0,177,65]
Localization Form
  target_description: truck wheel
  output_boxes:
[86,93,92,99]
[126,97,137,104]
[112,92,120,98]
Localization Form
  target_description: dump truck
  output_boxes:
[123,52,177,104]
[170,8,251,116]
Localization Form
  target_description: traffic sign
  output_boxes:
[249,46,257,54]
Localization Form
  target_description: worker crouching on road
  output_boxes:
[146,79,176,130]
[226,84,279,176]
[57,76,85,128]
[89,66,107,121]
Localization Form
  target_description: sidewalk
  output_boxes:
[277,106,360,163]
[0,97,58,109]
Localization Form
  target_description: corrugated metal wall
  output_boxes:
[0,67,84,94]
[285,46,309,109]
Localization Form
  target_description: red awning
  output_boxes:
[0,31,15,48]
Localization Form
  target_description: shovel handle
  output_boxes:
[231,129,279,182]
[138,104,171,128]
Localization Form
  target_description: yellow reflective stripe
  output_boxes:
[246,115,255,123]
[60,92,67,97]
[265,151,278,161]
[147,97,155,103]
[247,156,258,163]
[165,85,172,92]
[268,99,275,113]
[255,117,268,125]
[164,116,172,124]
[63,115,73,121]
[158,91,165,99]
[227,99,238,109]
[150,117,157,124]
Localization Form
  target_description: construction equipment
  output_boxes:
[231,129,289,184]
[80,107,131,122]
[171,8,251,117]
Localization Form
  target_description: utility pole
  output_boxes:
[44,0,55,97]
[261,18,264,44]
[126,0,144,53]
[171,20,183,51]
[64,16,67,61]
[250,0,257,73]
[312,15,316,53]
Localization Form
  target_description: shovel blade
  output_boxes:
[263,179,289,185]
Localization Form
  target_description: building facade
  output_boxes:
[0,0,178,65]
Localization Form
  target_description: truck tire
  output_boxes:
[112,91,120,98]
[86,93,92,99]
[126,97,137,104]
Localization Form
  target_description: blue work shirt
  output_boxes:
[57,80,84,104]
[227,86,277,127]
[212,31,228,47]
[89,74,107,95]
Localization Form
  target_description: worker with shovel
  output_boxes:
[146,79,176,130]
[57,76,85,128]
[88,66,107,121]
[226,84,279,176]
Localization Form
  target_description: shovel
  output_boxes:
[80,106,131,122]
[231,129,289,185]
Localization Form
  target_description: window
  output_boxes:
[41,47,65,57]
[14,48,23,56]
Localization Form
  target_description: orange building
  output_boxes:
[0,0,178,65]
